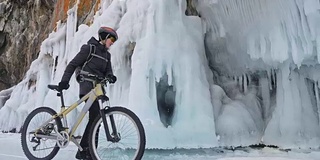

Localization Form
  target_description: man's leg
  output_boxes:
[79,100,100,147]
[76,96,100,159]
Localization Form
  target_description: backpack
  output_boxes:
[75,44,110,82]
[75,44,96,82]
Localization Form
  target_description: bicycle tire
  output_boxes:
[21,107,62,160]
[89,106,146,160]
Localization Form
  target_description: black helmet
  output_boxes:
[98,27,118,41]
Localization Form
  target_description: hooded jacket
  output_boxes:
[61,37,113,95]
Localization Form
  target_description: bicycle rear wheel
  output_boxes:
[89,106,146,160]
[21,107,62,160]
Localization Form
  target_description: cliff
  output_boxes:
[0,0,101,91]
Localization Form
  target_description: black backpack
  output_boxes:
[75,44,110,82]
[75,44,96,82]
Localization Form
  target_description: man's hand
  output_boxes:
[58,81,70,90]
[106,74,117,83]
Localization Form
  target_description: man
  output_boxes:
[58,26,118,159]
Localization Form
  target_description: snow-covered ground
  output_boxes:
[1,133,319,160]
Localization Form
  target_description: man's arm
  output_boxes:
[104,51,113,76]
[61,44,90,83]
[104,55,117,83]
[105,60,113,76]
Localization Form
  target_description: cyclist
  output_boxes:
[58,26,118,159]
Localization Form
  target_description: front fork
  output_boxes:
[98,96,120,142]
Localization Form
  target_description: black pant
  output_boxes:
[79,95,100,148]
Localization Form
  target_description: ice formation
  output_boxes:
[1,0,320,149]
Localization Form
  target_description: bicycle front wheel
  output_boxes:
[21,107,62,160]
[89,106,146,160]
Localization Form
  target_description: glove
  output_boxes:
[58,81,70,90]
[106,74,117,83]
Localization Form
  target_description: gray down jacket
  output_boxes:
[61,37,113,95]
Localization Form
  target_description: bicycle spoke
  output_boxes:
[91,107,145,160]
[21,107,62,160]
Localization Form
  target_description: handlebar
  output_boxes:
[78,70,112,84]
[47,71,112,107]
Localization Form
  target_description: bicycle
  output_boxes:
[20,71,146,160]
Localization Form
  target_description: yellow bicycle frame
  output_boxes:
[56,83,104,136]
[34,83,106,151]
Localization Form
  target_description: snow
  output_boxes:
[1,0,320,156]
[218,158,302,160]
[0,133,319,160]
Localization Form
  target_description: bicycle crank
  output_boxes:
[56,131,70,148]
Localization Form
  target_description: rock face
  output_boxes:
[0,0,100,91]
[0,0,55,90]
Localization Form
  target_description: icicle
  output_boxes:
[260,75,270,122]
[316,81,320,125]
[239,75,243,92]
[167,68,172,86]
[267,69,272,90]
[272,68,276,89]
[243,73,247,93]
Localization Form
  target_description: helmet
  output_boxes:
[98,27,118,41]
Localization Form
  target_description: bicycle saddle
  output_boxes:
[48,85,61,92]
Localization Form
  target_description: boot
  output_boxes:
[75,147,92,160]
